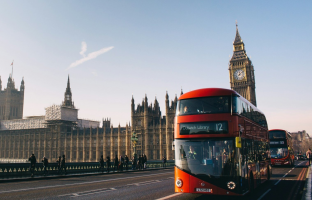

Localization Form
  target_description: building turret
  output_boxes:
[0,75,24,120]
[7,76,15,89]
[62,75,75,108]
[165,91,169,113]
[20,77,25,92]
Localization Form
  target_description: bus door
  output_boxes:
[241,138,249,192]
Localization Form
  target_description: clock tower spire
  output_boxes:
[62,75,75,108]
[229,23,257,106]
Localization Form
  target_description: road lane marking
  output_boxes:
[287,167,307,200]
[274,179,281,185]
[274,161,305,186]
[70,188,117,197]
[257,189,271,200]
[59,188,109,197]
[156,193,183,200]
[0,171,172,194]
[127,179,162,186]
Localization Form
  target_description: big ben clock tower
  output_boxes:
[229,24,257,106]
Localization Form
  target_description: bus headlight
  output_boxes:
[227,181,236,190]
[176,178,183,188]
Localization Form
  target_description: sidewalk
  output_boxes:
[0,167,173,183]
[302,164,311,200]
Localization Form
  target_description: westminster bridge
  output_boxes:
[0,160,311,200]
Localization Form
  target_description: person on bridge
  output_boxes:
[106,155,111,173]
[143,154,147,169]
[42,156,49,176]
[99,155,104,173]
[56,156,61,173]
[138,155,143,170]
[125,155,129,170]
[28,153,36,177]
[306,148,312,165]
[119,155,124,171]
[58,155,66,175]
[162,156,167,168]
[114,155,118,172]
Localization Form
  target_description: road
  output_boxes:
[0,160,308,200]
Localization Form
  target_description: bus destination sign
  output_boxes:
[179,122,228,135]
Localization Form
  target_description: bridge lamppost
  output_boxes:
[131,132,138,159]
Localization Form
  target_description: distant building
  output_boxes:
[0,76,131,163]
[290,130,311,154]
[229,24,257,106]
[131,91,180,161]
[0,76,24,120]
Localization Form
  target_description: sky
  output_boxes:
[0,1,311,134]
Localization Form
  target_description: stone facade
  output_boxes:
[131,92,177,160]
[0,76,132,162]
[229,25,257,106]
[0,122,131,163]
[290,130,312,154]
[0,76,24,120]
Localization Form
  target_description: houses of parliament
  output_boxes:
[0,26,258,162]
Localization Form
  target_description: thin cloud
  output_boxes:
[67,42,114,70]
[80,41,87,57]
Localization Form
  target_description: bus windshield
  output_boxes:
[270,147,288,159]
[177,96,230,116]
[175,139,236,177]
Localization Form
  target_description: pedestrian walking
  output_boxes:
[114,155,118,172]
[143,154,147,169]
[56,156,61,173]
[106,155,111,173]
[162,156,166,168]
[138,155,143,170]
[42,156,49,176]
[58,155,66,175]
[28,153,36,177]
[125,155,129,170]
[119,155,124,171]
[306,148,312,165]
[99,155,104,173]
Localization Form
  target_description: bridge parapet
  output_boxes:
[0,160,175,179]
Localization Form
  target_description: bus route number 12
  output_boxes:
[216,123,223,131]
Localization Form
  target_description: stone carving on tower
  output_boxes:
[229,24,257,106]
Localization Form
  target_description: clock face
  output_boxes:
[234,69,245,80]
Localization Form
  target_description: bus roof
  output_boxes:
[179,88,238,100]
[179,88,265,116]
[269,129,287,132]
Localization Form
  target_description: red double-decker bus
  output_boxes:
[174,88,271,196]
[269,129,295,166]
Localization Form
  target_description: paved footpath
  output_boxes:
[303,164,311,200]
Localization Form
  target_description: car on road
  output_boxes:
[296,155,306,160]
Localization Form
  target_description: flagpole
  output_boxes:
[11,60,14,78]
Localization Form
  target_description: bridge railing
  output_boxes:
[0,160,175,179]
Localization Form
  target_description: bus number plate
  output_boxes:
[196,188,212,193]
